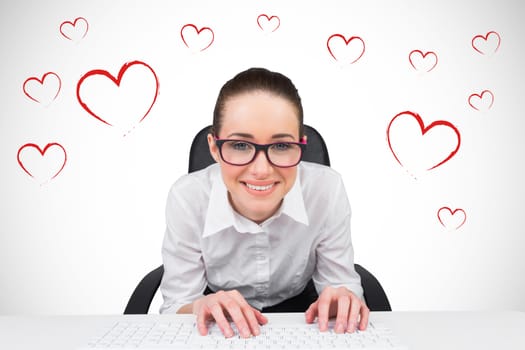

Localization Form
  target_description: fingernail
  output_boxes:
[336,324,344,333]
[347,322,355,333]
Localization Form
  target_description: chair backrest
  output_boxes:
[123,124,392,314]
[188,124,330,173]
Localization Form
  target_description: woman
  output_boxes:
[160,67,369,338]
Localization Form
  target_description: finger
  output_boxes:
[230,291,264,335]
[317,290,333,332]
[358,304,370,331]
[239,304,262,336]
[209,301,234,338]
[334,295,350,334]
[254,309,269,325]
[304,301,318,324]
[223,299,251,338]
[196,305,210,336]
[346,296,361,333]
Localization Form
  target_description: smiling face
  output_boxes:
[208,90,301,224]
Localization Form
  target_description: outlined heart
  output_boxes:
[180,24,214,52]
[60,17,89,42]
[409,50,438,72]
[326,34,365,64]
[257,14,280,32]
[76,60,159,134]
[22,72,61,105]
[468,90,494,111]
[471,31,501,55]
[17,143,67,183]
[387,111,461,177]
[437,207,467,230]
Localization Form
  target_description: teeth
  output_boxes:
[245,183,274,191]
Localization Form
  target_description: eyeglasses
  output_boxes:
[214,138,307,168]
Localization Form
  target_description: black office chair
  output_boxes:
[124,125,391,314]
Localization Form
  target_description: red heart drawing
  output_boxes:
[76,60,159,133]
[409,50,438,72]
[471,31,501,55]
[22,72,61,104]
[17,143,67,182]
[387,111,461,175]
[257,14,280,32]
[437,207,467,230]
[180,24,214,52]
[60,17,89,41]
[326,34,365,64]
[468,90,494,111]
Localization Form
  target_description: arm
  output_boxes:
[159,177,267,337]
[305,175,369,332]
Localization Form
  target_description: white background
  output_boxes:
[1,0,524,314]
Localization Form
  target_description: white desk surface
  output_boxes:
[0,311,524,350]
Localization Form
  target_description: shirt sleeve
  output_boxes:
[159,177,208,314]
[312,174,364,300]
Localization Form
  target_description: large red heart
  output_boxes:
[17,143,67,183]
[326,34,365,64]
[76,60,159,133]
[387,111,461,176]
[180,24,214,52]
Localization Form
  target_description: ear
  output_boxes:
[207,133,221,163]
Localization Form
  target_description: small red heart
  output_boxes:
[326,34,365,64]
[17,143,67,181]
[471,31,501,55]
[409,50,438,72]
[437,207,467,230]
[180,24,214,52]
[257,14,280,32]
[468,90,494,111]
[60,17,89,41]
[22,72,61,104]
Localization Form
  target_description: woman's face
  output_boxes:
[208,90,301,224]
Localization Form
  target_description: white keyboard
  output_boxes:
[79,317,407,349]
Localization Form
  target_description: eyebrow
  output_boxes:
[226,132,296,140]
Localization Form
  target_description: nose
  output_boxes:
[249,150,273,177]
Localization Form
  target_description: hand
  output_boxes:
[305,286,369,334]
[192,289,268,338]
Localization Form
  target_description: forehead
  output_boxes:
[220,91,300,139]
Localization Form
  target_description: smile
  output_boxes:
[244,182,274,191]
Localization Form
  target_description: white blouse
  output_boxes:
[159,161,363,313]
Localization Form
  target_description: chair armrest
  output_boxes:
[355,264,392,311]
[124,265,164,314]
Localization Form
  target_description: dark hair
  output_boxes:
[212,67,304,137]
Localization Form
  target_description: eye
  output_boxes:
[229,141,252,151]
[271,142,292,151]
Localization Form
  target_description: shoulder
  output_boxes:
[298,161,349,210]
[167,163,219,206]
[298,161,344,189]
